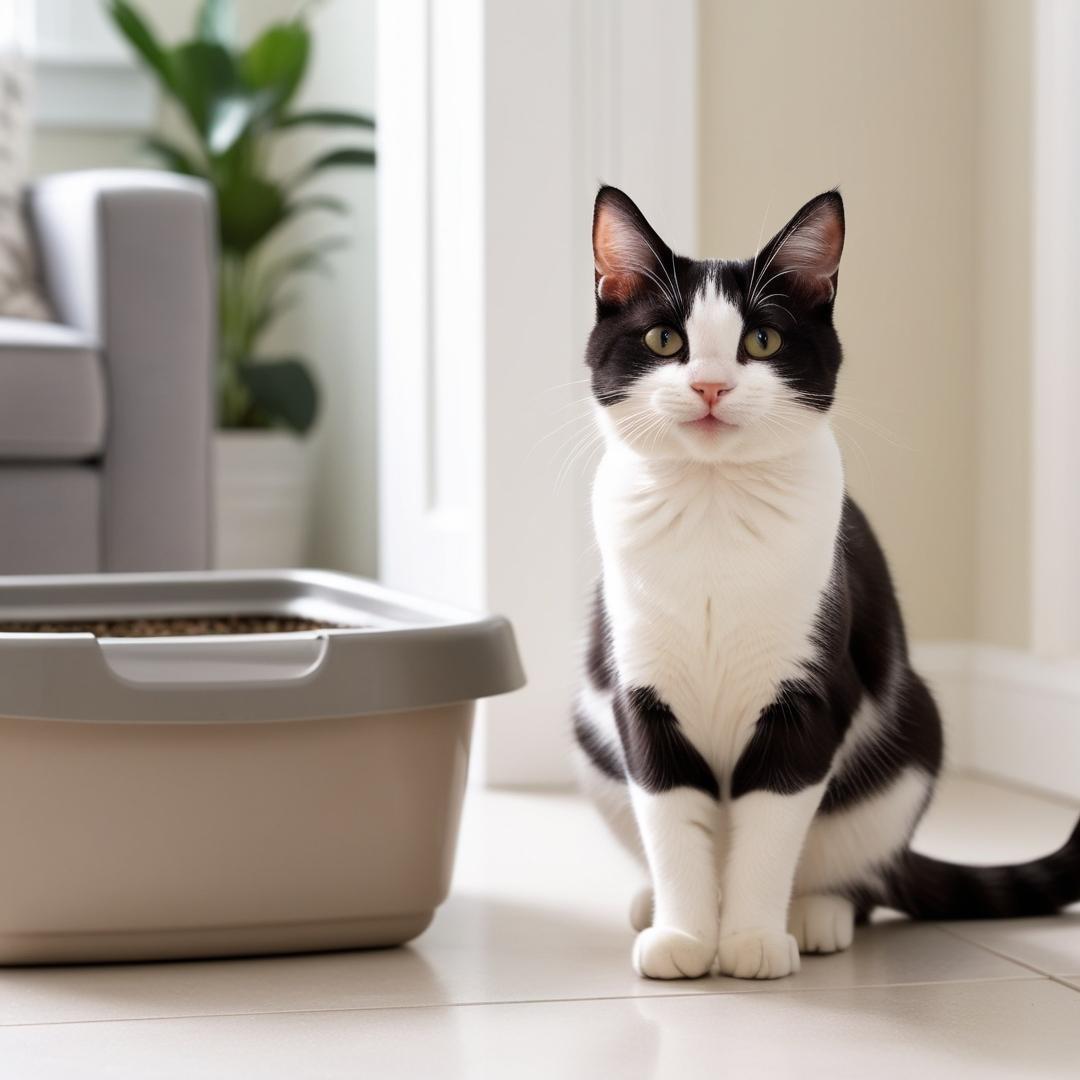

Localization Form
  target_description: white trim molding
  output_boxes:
[1030,0,1080,657]
[377,0,698,787]
[912,640,1080,802]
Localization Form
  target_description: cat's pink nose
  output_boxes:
[691,382,733,407]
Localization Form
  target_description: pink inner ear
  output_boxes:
[774,207,843,299]
[596,272,637,305]
[594,207,653,303]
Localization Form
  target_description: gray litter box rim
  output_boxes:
[0,569,526,725]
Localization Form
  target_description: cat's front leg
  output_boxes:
[630,786,720,978]
[716,690,836,980]
[617,687,720,979]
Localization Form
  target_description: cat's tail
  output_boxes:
[877,814,1080,920]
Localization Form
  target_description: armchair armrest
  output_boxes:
[29,170,216,571]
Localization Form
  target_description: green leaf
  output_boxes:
[247,237,348,345]
[170,40,240,137]
[141,135,204,176]
[238,358,319,434]
[250,290,299,346]
[276,109,375,130]
[258,236,349,294]
[206,93,262,155]
[290,146,376,187]
[195,0,234,42]
[216,175,288,253]
[105,1,176,92]
[283,194,349,218]
[242,22,310,112]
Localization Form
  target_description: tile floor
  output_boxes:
[2,773,1079,1077]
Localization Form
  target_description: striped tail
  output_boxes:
[880,814,1080,920]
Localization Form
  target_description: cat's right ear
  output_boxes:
[593,186,672,308]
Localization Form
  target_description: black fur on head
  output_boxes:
[586,186,846,426]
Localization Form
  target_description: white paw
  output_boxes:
[629,885,654,931]
[788,895,855,955]
[632,926,715,980]
[716,928,800,979]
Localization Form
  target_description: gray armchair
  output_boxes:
[0,170,215,573]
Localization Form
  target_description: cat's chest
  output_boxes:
[592,442,843,752]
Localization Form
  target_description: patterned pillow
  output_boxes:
[0,50,52,321]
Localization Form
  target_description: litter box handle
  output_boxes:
[94,635,331,687]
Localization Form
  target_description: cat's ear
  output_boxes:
[758,191,845,305]
[593,186,672,307]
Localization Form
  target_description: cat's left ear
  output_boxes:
[758,191,845,305]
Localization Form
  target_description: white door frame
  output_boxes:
[1031,0,1080,658]
[377,0,697,785]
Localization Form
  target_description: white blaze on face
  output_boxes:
[684,275,743,385]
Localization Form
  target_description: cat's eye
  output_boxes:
[743,326,783,359]
[643,326,684,357]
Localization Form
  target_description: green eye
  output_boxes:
[743,326,782,358]
[644,326,684,357]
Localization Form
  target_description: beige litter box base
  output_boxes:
[0,912,434,966]
[0,704,472,966]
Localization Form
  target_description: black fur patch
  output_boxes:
[613,687,719,799]
[841,497,907,699]
[820,672,943,814]
[585,582,615,692]
[879,813,1080,918]
[572,708,623,782]
[730,681,844,799]
[817,499,944,814]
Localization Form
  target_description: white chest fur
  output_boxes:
[592,425,845,773]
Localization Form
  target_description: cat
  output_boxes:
[573,185,1080,980]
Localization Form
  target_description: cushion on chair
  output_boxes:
[0,465,100,572]
[0,318,106,461]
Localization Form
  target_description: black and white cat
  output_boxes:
[573,186,1080,981]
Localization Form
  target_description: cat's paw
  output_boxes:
[716,928,800,979]
[629,885,654,931]
[632,926,715,979]
[787,895,855,955]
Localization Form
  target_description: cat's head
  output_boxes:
[586,186,845,465]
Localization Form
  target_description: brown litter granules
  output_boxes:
[0,616,345,637]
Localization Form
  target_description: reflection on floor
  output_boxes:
[2,774,1079,1078]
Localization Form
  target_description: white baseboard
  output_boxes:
[911,640,1080,802]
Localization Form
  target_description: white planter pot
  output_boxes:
[214,431,312,569]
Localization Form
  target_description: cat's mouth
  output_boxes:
[685,414,738,431]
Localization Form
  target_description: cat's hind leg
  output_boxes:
[629,884,654,931]
[787,894,855,955]
[571,734,654,930]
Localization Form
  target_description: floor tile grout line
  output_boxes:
[933,922,1073,980]
[0,974,1049,1030]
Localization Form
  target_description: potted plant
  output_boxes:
[106,0,375,567]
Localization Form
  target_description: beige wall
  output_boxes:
[700,0,999,642]
[974,0,1032,648]
[31,0,379,577]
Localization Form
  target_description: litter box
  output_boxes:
[0,570,525,965]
